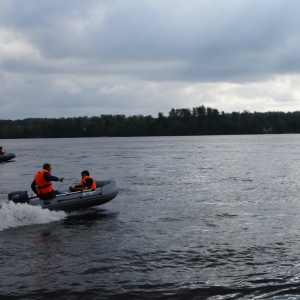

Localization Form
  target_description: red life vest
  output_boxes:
[34,169,53,195]
[81,175,96,190]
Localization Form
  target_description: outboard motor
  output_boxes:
[8,191,29,203]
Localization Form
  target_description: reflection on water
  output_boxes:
[64,208,119,227]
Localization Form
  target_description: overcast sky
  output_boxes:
[1,0,300,120]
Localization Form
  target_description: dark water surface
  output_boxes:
[1,135,300,299]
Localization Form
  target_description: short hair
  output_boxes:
[81,170,89,176]
[43,163,51,170]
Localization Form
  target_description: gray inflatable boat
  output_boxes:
[0,152,16,162]
[7,180,119,212]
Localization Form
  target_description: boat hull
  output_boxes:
[8,179,119,212]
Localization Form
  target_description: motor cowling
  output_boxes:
[8,191,29,203]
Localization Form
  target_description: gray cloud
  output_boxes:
[1,0,300,120]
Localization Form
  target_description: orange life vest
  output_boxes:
[81,175,96,190]
[34,169,53,195]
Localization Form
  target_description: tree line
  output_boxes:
[1,105,300,138]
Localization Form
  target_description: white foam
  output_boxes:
[0,201,67,231]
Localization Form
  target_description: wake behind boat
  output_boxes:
[0,152,16,162]
[7,180,119,212]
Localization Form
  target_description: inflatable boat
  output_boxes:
[0,152,16,162]
[7,180,119,212]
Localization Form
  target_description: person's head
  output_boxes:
[43,163,52,171]
[81,170,89,177]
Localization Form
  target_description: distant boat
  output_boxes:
[0,152,16,162]
[7,180,119,212]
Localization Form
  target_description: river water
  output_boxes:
[1,135,300,299]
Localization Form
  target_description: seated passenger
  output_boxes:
[31,163,64,199]
[69,170,96,192]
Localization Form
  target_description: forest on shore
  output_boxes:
[1,105,300,138]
